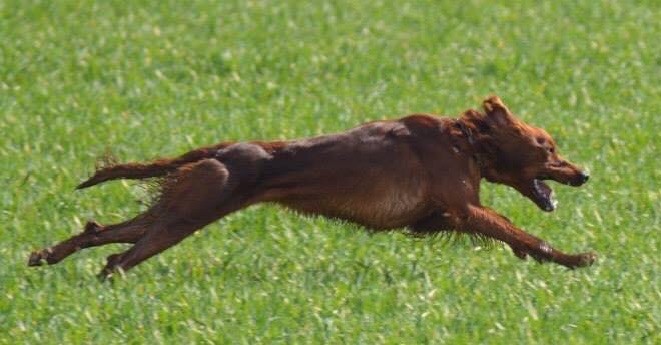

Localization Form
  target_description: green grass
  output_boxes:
[1,0,659,343]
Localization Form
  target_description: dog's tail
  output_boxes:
[76,142,233,190]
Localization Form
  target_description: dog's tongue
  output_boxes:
[533,179,557,211]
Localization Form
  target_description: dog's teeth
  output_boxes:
[533,179,541,194]
[550,192,558,209]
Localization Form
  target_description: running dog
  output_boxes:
[28,96,596,278]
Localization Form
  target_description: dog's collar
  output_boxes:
[455,118,484,169]
[456,119,475,146]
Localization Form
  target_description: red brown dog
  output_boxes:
[29,96,596,279]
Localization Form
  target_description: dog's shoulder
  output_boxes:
[351,114,447,138]
[399,113,445,127]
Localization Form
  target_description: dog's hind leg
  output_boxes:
[97,147,267,279]
[98,219,206,279]
[451,205,596,269]
[28,217,150,267]
[29,157,235,269]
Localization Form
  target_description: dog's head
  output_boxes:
[466,96,589,212]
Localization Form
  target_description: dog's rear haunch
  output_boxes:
[29,96,596,279]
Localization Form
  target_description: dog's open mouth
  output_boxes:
[532,179,557,212]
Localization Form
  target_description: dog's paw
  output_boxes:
[28,248,53,266]
[565,252,597,269]
[576,252,597,267]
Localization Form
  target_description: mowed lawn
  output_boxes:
[1,0,658,343]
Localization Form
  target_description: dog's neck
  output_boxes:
[455,110,495,176]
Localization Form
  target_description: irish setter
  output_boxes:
[29,96,595,279]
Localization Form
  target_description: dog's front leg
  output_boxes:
[451,205,596,269]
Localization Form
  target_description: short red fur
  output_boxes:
[29,96,595,279]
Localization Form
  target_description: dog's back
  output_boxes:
[257,118,439,229]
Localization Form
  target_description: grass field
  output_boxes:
[1,0,659,343]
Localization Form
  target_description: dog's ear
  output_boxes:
[483,96,515,127]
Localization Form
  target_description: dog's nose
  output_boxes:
[576,171,589,185]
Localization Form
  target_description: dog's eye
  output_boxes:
[548,147,555,154]
[536,137,546,145]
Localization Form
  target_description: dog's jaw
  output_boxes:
[532,179,557,212]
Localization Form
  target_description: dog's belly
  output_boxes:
[276,178,430,230]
